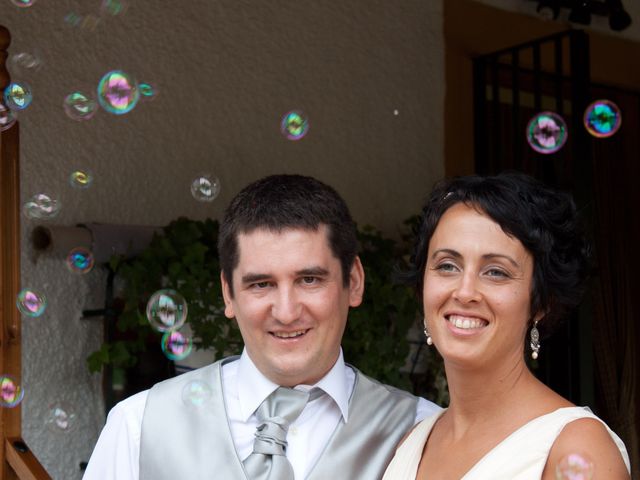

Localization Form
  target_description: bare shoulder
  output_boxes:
[542,416,629,479]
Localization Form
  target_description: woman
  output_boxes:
[384,173,630,479]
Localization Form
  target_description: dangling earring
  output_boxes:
[423,321,433,346]
[530,320,540,359]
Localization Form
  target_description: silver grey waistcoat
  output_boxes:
[140,357,418,480]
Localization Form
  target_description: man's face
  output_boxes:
[221,226,364,386]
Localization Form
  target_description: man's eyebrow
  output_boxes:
[296,267,329,276]
[240,273,271,284]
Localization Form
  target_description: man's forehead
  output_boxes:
[237,225,328,243]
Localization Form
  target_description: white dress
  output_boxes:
[382,407,630,479]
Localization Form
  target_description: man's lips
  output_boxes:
[270,329,310,339]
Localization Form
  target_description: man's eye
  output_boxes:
[252,281,270,289]
[301,276,317,285]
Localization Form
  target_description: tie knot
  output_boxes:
[258,387,310,425]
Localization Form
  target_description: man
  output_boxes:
[84,174,440,480]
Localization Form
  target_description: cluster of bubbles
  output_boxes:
[146,290,194,362]
[64,0,129,32]
[555,453,594,480]
[0,375,24,408]
[191,174,221,202]
[526,100,622,155]
[1,52,41,131]
[16,288,47,317]
[63,71,156,122]
[281,110,309,140]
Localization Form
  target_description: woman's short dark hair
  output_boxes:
[409,171,591,334]
[218,174,358,296]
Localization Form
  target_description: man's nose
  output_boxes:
[272,287,301,324]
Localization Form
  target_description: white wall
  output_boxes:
[0,1,445,478]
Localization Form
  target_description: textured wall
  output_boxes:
[0,1,444,478]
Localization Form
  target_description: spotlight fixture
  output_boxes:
[607,0,632,31]
[568,0,592,25]
[536,0,561,20]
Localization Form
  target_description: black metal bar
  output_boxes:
[511,49,521,169]
[554,37,564,115]
[491,55,501,174]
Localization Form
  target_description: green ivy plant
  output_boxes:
[87,217,447,404]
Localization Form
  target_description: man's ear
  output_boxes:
[348,256,365,307]
[220,271,235,319]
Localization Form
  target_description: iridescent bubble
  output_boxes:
[583,100,621,138]
[181,380,212,407]
[0,103,18,132]
[4,82,32,111]
[526,111,568,154]
[66,247,95,274]
[190,174,221,202]
[0,375,24,408]
[555,453,594,480]
[45,403,76,432]
[64,12,82,27]
[161,331,193,361]
[146,289,188,332]
[138,83,158,101]
[97,70,139,115]
[10,0,36,7]
[69,169,94,189]
[101,0,129,16]
[23,193,61,220]
[280,110,309,140]
[11,52,42,74]
[16,288,46,317]
[64,92,98,121]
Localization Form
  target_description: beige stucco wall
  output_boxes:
[0,1,445,477]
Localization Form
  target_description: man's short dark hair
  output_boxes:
[218,174,358,296]
[408,171,591,335]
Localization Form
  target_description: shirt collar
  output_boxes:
[237,348,351,422]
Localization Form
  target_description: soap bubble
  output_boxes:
[138,83,158,101]
[0,375,24,408]
[101,0,129,16]
[97,70,139,115]
[64,12,82,27]
[69,169,94,189]
[146,289,188,332]
[64,92,98,121]
[16,288,46,317]
[555,453,594,480]
[4,82,32,111]
[161,330,193,361]
[583,100,621,138]
[0,103,18,132]
[182,380,212,407]
[280,110,309,140]
[66,247,95,274]
[191,174,221,202]
[11,52,42,74]
[526,111,568,154]
[10,0,36,7]
[45,403,76,432]
[23,193,61,220]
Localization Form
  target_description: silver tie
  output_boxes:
[242,387,312,480]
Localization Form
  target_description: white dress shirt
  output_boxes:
[83,349,440,480]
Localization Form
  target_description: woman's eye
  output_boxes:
[435,262,458,272]
[486,268,509,278]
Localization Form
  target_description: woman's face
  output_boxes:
[423,203,540,368]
